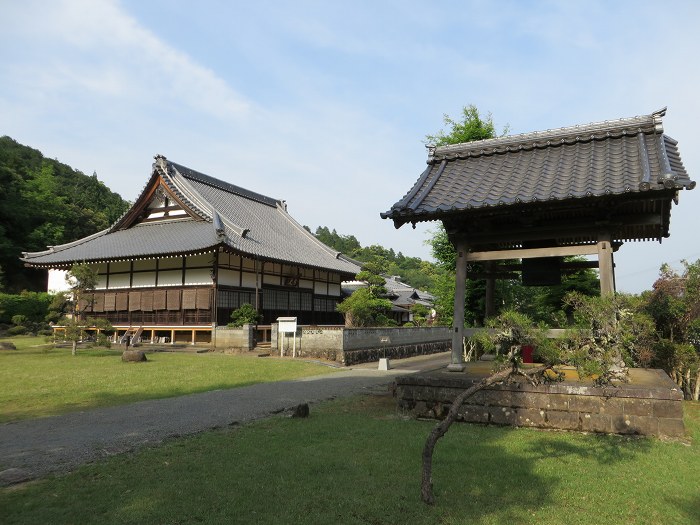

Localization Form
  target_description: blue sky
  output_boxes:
[2,0,699,293]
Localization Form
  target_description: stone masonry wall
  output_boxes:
[271,325,451,365]
[342,341,451,366]
[214,324,254,351]
[395,369,685,439]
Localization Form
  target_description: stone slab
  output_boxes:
[395,364,685,439]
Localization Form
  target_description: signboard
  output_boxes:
[277,317,298,334]
[277,317,298,358]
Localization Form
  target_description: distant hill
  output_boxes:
[308,225,444,292]
[0,136,130,292]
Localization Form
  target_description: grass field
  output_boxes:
[1,394,698,524]
[0,336,337,423]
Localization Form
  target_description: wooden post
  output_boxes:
[485,261,496,320]
[597,234,615,295]
[448,241,468,371]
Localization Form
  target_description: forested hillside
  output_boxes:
[0,137,130,292]
[309,226,445,291]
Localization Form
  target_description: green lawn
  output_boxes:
[1,394,698,525]
[0,336,337,423]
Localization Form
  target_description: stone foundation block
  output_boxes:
[489,406,518,425]
[653,399,684,419]
[570,395,623,414]
[458,404,490,424]
[622,415,659,436]
[481,389,512,407]
[657,417,686,439]
[622,398,654,417]
[515,407,547,427]
[545,410,580,431]
[580,413,611,433]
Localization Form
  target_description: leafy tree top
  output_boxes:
[425,105,507,146]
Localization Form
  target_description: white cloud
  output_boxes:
[1,0,250,121]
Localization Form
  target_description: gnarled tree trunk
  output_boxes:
[421,364,547,505]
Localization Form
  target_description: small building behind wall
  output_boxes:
[22,155,361,345]
[382,108,695,369]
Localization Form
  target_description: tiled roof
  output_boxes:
[382,109,694,229]
[22,157,362,276]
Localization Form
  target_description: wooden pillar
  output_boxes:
[485,261,496,320]
[597,234,615,296]
[448,241,468,371]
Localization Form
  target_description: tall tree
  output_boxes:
[0,136,130,292]
[644,260,700,399]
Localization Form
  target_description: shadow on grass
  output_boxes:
[672,492,700,524]
[525,431,654,465]
[428,425,558,521]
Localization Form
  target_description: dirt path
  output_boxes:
[0,353,450,485]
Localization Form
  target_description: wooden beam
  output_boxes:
[466,245,599,262]
[499,260,600,271]
[468,272,520,280]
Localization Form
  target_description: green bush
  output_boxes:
[96,333,112,348]
[11,314,28,326]
[0,292,53,324]
[228,304,262,327]
[7,325,28,336]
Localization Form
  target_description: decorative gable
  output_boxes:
[139,185,192,224]
[110,171,205,232]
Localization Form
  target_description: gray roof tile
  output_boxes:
[382,109,694,229]
[22,158,361,276]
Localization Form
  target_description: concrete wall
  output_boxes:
[214,324,254,351]
[272,325,451,365]
[395,368,685,439]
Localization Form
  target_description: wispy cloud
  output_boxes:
[2,0,250,121]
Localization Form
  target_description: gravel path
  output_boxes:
[0,353,449,485]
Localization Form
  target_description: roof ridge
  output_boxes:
[166,162,253,239]
[430,108,666,160]
[22,228,109,259]
[169,160,280,208]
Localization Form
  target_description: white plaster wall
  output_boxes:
[108,273,130,289]
[263,274,281,286]
[241,272,257,288]
[157,270,182,286]
[186,254,210,267]
[132,272,157,287]
[47,269,70,293]
[133,260,156,271]
[218,269,240,286]
[184,268,212,285]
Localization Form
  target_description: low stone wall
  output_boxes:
[276,326,344,361]
[214,324,254,351]
[271,325,451,365]
[343,341,451,366]
[395,368,685,439]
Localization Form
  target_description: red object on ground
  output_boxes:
[521,345,534,363]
